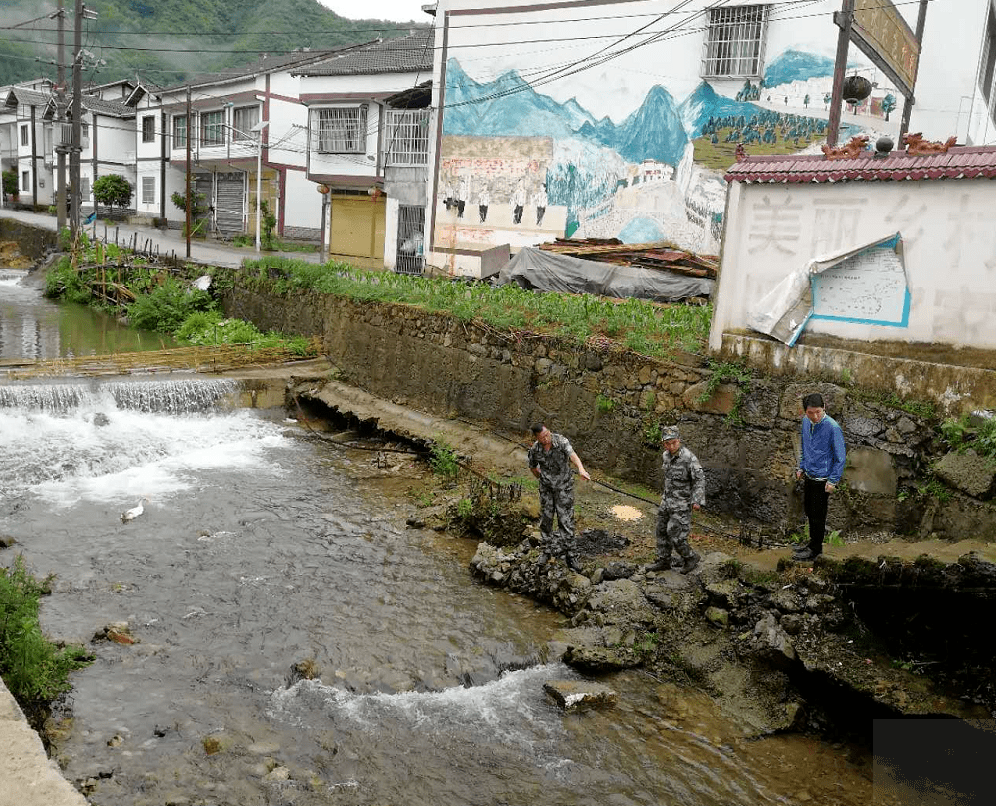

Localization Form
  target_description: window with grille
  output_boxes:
[201,110,225,147]
[21,171,29,191]
[384,109,429,166]
[80,121,89,150]
[142,116,155,143]
[20,125,28,146]
[173,115,187,149]
[313,105,368,154]
[702,5,768,78]
[80,176,90,199]
[142,176,155,205]
[232,106,260,141]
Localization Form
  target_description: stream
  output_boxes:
[0,263,880,805]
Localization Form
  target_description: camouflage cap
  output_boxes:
[661,426,680,442]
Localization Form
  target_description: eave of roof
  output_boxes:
[292,30,434,77]
[724,146,996,183]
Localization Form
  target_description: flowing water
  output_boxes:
[0,264,880,805]
[0,266,178,360]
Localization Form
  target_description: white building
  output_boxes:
[294,31,434,269]
[1,81,55,208]
[425,0,996,275]
[143,49,351,240]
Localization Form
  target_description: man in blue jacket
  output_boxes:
[794,392,846,561]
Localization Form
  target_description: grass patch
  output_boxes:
[233,258,713,358]
[0,557,92,726]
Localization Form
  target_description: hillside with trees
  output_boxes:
[0,0,426,87]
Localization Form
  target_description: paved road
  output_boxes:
[0,208,323,268]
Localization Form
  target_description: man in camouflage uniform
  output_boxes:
[649,426,705,574]
[528,423,590,570]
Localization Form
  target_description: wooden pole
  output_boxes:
[898,0,930,143]
[826,0,855,148]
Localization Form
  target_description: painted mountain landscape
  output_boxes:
[438,49,862,253]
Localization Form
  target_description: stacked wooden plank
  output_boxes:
[538,238,718,279]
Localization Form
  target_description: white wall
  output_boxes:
[711,177,996,351]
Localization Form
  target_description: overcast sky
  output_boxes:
[317,0,430,23]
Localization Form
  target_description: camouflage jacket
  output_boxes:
[660,446,706,510]
[528,433,576,489]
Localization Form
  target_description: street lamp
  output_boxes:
[251,120,270,253]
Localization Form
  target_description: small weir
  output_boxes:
[0,377,239,413]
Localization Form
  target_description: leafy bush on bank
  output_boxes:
[0,557,92,722]
[237,257,712,357]
[43,244,316,357]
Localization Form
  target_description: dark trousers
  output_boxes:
[803,477,829,554]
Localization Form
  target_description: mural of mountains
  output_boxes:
[445,59,688,166]
[615,84,688,166]
[445,60,583,139]
[763,49,836,89]
[679,81,763,139]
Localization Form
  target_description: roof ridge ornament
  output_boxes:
[902,132,958,156]
[820,135,869,160]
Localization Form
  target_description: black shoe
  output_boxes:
[645,560,672,573]
[679,554,700,575]
[792,547,817,561]
[562,553,584,572]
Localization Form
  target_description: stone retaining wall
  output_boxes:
[0,218,57,260]
[219,284,995,538]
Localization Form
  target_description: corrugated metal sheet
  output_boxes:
[216,172,245,236]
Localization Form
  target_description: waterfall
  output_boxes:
[0,378,239,413]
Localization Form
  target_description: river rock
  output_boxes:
[705,606,729,628]
[582,579,657,627]
[934,451,996,499]
[749,613,797,669]
[263,765,291,783]
[562,643,642,673]
[0,533,16,548]
[543,679,618,710]
[601,561,637,580]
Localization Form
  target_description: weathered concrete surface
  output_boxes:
[720,331,996,416]
[0,677,88,806]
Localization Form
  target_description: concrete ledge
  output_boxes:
[719,332,996,415]
[0,676,87,806]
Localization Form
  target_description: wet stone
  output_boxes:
[705,606,729,628]
[543,679,618,710]
[771,589,802,613]
[0,533,17,548]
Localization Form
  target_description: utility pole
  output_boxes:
[69,0,83,238]
[55,0,67,233]
[185,85,192,258]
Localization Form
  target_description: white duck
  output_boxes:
[121,498,149,524]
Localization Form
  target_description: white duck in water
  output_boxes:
[121,498,149,523]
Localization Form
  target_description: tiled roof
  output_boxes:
[4,87,53,109]
[160,49,356,92]
[292,30,434,76]
[82,95,135,118]
[724,146,996,183]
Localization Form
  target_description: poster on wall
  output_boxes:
[433,0,900,259]
[749,232,909,345]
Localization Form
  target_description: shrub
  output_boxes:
[43,256,91,304]
[92,174,133,210]
[0,557,92,723]
[429,440,460,477]
[126,278,214,333]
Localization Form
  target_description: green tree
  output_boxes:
[259,199,277,250]
[171,190,209,237]
[882,93,897,122]
[92,174,133,210]
[2,170,18,200]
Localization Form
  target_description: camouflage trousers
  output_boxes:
[655,506,695,564]
[539,482,575,556]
